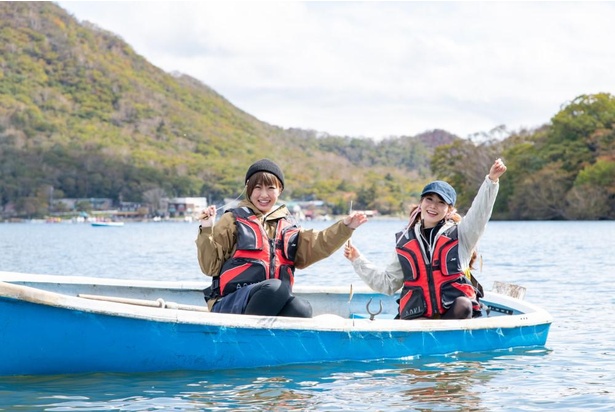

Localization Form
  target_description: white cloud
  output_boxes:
[58,1,615,139]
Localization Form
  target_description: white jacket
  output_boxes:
[350,175,500,295]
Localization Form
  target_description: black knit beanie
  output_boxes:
[244,159,285,189]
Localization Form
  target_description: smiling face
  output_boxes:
[247,172,282,214]
[419,193,452,228]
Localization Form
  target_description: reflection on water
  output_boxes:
[0,349,551,411]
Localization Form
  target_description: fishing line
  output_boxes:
[347,200,353,247]
[198,186,246,221]
[212,186,246,212]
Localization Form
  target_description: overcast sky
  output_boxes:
[57,1,615,140]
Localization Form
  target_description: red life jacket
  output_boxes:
[395,225,478,319]
[214,207,300,297]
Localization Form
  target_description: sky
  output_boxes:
[57,1,615,140]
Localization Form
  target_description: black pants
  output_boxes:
[244,279,312,318]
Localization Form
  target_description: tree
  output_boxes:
[142,187,167,217]
[569,159,615,219]
[546,93,615,173]
[507,163,571,220]
[356,184,377,211]
[564,185,610,220]
[550,93,615,143]
[431,139,502,213]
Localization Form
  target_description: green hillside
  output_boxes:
[1,2,613,220]
[0,2,443,217]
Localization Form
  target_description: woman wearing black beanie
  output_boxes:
[196,158,367,317]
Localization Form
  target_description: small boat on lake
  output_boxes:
[91,221,124,227]
[0,271,552,377]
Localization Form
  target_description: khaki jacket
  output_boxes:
[196,200,354,279]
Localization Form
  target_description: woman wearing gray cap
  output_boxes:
[344,158,507,320]
[196,158,367,318]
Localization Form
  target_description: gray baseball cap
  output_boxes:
[420,180,456,205]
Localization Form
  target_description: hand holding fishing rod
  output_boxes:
[198,205,217,228]
[344,239,360,262]
[343,199,365,259]
[342,200,367,229]
[343,212,368,229]
[198,186,247,228]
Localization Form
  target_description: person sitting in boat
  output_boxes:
[196,158,367,317]
[344,158,507,320]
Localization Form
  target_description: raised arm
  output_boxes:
[457,158,507,264]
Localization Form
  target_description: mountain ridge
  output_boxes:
[1,2,453,218]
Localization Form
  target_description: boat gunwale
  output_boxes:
[0,272,553,333]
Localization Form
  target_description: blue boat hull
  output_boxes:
[0,294,551,376]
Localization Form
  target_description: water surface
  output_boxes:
[1,219,614,410]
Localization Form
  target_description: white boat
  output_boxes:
[0,271,552,376]
[91,221,124,227]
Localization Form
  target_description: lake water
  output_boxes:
[1,219,614,411]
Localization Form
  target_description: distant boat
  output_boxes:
[91,221,124,227]
[0,272,552,376]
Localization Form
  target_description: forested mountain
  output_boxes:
[431,94,615,220]
[1,2,613,220]
[0,2,450,218]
